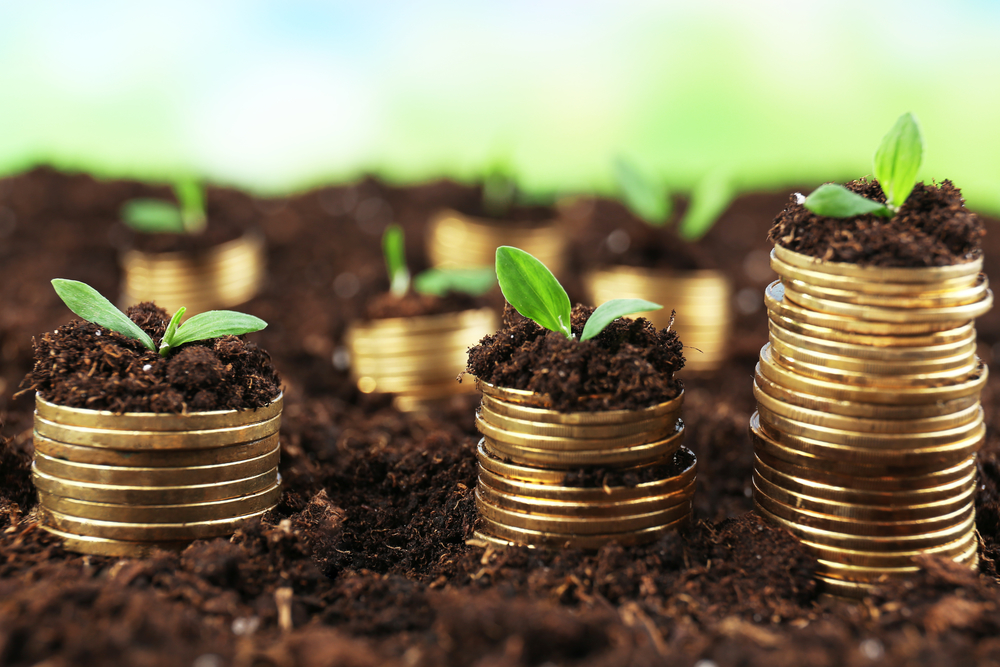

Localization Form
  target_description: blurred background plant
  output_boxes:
[1,0,998,212]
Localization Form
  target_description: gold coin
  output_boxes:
[753,453,977,504]
[755,404,983,449]
[768,311,977,348]
[781,283,993,324]
[766,282,968,335]
[757,347,988,406]
[39,525,191,558]
[478,381,684,423]
[344,307,497,338]
[474,514,688,550]
[801,529,977,568]
[38,483,281,523]
[767,319,977,362]
[478,402,678,439]
[815,537,978,580]
[33,446,280,486]
[752,470,974,522]
[475,439,570,484]
[782,274,989,309]
[816,575,875,598]
[350,350,471,374]
[347,326,492,355]
[482,426,683,469]
[754,500,975,550]
[39,505,274,541]
[476,413,677,451]
[34,414,282,451]
[772,245,983,283]
[769,335,976,376]
[476,479,694,518]
[770,253,982,296]
[32,466,279,505]
[32,432,279,468]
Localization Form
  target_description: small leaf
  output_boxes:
[161,310,266,354]
[413,267,496,298]
[580,299,662,341]
[482,160,517,218]
[613,157,670,226]
[495,246,572,338]
[803,184,891,218]
[174,179,207,233]
[159,307,186,355]
[120,199,185,233]
[873,112,923,209]
[678,169,733,240]
[51,279,155,351]
[382,224,410,296]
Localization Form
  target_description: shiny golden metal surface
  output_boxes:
[772,245,983,283]
[768,335,976,376]
[770,254,982,296]
[40,506,275,541]
[40,526,191,558]
[477,475,695,515]
[783,274,989,309]
[475,514,688,550]
[781,283,993,323]
[768,312,976,349]
[802,529,977,568]
[476,413,678,451]
[476,489,691,531]
[121,230,266,314]
[33,433,280,468]
[478,402,679,439]
[478,381,684,421]
[483,426,683,469]
[34,414,282,451]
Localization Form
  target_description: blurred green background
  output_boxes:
[1,0,998,212]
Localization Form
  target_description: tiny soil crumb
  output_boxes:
[364,291,484,320]
[21,302,281,412]
[768,179,984,267]
[562,446,694,488]
[467,304,684,412]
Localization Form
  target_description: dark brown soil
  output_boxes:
[466,304,684,411]
[3,168,1000,667]
[364,291,484,320]
[121,199,254,254]
[21,302,281,412]
[452,186,555,225]
[769,179,984,266]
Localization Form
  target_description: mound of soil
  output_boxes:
[769,179,984,266]
[364,291,484,320]
[467,304,684,411]
[21,302,280,412]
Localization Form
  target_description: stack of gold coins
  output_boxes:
[427,209,566,277]
[121,230,266,314]
[752,244,991,597]
[473,381,696,549]
[33,394,282,557]
[585,266,732,372]
[345,308,497,412]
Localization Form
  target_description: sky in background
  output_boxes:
[1,0,998,212]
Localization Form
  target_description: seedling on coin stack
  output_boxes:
[467,246,695,550]
[343,224,497,411]
[26,280,281,558]
[751,112,991,597]
[119,179,266,314]
[578,158,735,372]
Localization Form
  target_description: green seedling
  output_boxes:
[803,112,923,218]
[382,225,495,298]
[482,160,518,218]
[613,157,671,227]
[120,179,208,234]
[51,279,266,357]
[495,246,661,341]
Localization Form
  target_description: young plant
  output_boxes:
[120,179,208,234]
[382,225,495,298]
[51,279,266,357]
[495,246,662,341]
[803,112,923,218]
[482,160,517,219]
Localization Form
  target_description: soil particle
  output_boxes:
[364,291,483,320]
[467,304,684,412]
[0,436,34,529]
[22,302,280,412]
[769,179,984,266]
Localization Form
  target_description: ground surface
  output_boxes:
[2,169,1000,666]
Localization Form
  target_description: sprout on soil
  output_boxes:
[382,224,496,298]
[495,245,661,341]
[120,178,207,234]
[803,112,923,219]
[51,279,266,357]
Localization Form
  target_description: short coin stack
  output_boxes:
[346,308,497,411]
[752,244,992,597]
[473,381,696,549]
[33,395,283,557]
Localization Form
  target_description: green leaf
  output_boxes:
[159,307,186,355]
[160,310,267,356]
[873,112,923,209]
[580,298,662,341]
[613,157,670,226]
[803,184,891,218]
[495,246,572,338]
[174,179,207,233]
[413,267,496,298]
[120,199,186,233]
[678,169,734,240]
[382,224,410,296]
[482,161,517,218]
[51,279,156,351]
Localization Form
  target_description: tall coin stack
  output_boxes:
[752,244,992,597]
[473,381,696,549]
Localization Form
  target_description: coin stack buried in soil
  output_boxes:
[32,394,283,557]
[752,244,992,597]
[473,381,695,549]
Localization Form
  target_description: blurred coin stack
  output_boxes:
[345,308,497,411]
[752,244,992,597]
[33,395,283,557]
[585,266,732,372]
[473,381,695,549]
